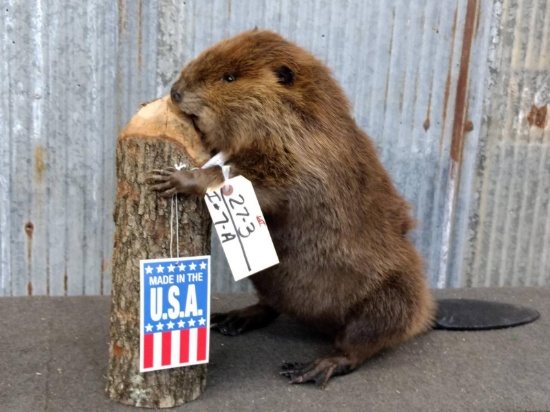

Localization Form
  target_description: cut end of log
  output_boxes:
[120,96,211,167]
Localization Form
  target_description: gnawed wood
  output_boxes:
[118,96,211,166]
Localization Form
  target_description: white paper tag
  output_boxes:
[139,256,211,372]
[204,176,279,281]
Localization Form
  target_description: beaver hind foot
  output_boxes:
[280,354,356,389]
[210,303,279,336]
[280,337,393,389]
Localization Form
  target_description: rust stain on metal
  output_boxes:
[439,6,459,154]
[474,0,481,38]
[25,222,34,296]
[450,0,477,164]
[440,69,452,148]
[34,145,46,184]
[464,120,474,132]
[24,222,34,238]
[423,118,431,131]
[527,104,548,128]
[424,89,432,132]
[64,271,68,296]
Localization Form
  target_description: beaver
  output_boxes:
[148,29,436,388]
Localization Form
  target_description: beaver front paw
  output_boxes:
[280,354,354,389]
[146,168,200,197]
[147,167,181,197]
[210,303,279,336]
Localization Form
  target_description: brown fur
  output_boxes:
[149,30,435,388]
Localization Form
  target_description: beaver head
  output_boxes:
[170,30,351,155]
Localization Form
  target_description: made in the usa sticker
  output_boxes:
[140,256,210,372]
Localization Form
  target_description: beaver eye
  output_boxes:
[276,65,295,86]
[222,74,236,83]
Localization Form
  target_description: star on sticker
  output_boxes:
[156,322,164,331]
[198,317,206,326]
[178,263,186,271]
[188,318,196,327]
[189,262,197,271]
[145,266,153,275]
[156,264,164,274]
[145,323,153,332]
[167,264,175,273]
[167,321,175,329]
[178,320,185,328]
[199,261,207,270]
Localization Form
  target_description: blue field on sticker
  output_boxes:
[142,257,209,332]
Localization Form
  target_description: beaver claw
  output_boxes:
[146,168,181,197]
[147,166,224,197]
[210,304,279,336]
[210,312,250,336]
[280,355,353,389]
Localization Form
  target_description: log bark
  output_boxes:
[106,97,212,407]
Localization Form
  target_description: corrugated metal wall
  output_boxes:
[461,0,550,286]
[1,1,119,296]
[1,0,548,296]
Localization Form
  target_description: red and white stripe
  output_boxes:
[142,328,208,371]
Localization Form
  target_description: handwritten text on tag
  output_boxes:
[204,176,279,281]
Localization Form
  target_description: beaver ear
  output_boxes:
[276,65,295,86]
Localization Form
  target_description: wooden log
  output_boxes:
[105,96,212,407]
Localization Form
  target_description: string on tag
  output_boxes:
[169,162,188,258]
[222,165,231,194]
[201,152,226,169]
[169,195,180,258]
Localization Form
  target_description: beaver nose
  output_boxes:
[170,85,183,104]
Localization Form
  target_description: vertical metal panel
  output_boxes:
[1,1,118,296]
[462,0,550,287]
[448,0,494,288]
[1,0,548,296]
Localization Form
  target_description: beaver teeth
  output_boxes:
[188,114,207,142]
[189,114,201,134]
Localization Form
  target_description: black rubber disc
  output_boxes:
[434,298,540,331]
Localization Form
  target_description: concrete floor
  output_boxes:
[1,287,549,411]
